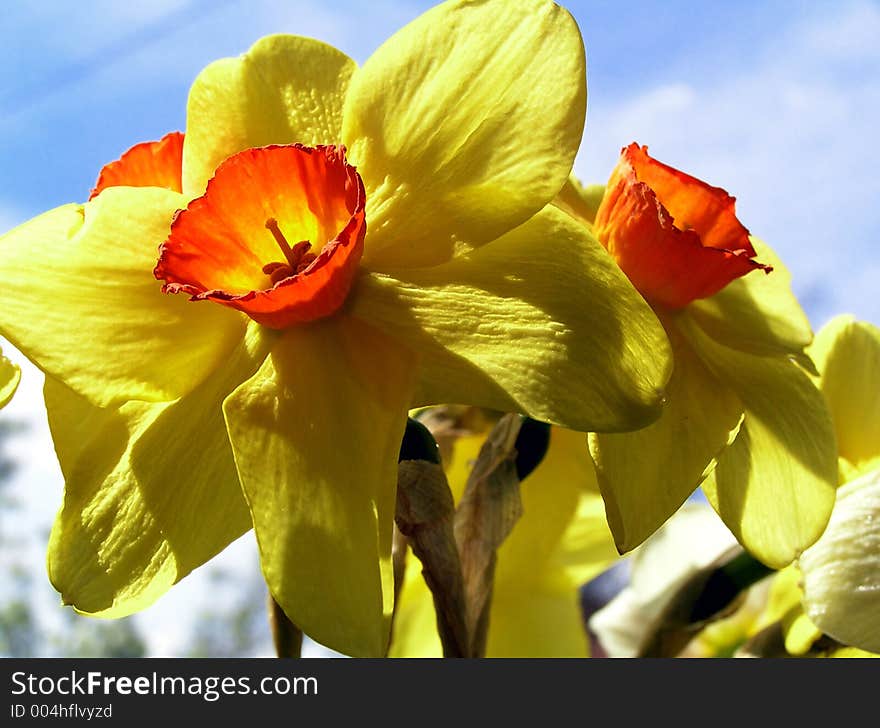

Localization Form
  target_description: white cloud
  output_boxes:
[575,1,880,327]
[796,0,880,60]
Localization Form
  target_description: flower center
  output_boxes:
[155,144,366,329]
[262,218,317,284]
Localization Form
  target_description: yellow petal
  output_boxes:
[800,466,880,654]
[809,315,880,471]
[555,489,622,587]
[752,565,806,633]
[183,35,356,195]
[499,428,616,583]
[351,205,671,433]
[687,237,812,356]
[343,0,586,268]
[0,347,20,409]
[533,427,601,495]
[684,317,838,568]
[590,320,744,553]
[553,176,605,226]
[223,315,417,657]
[46,323,271,617]
[0,189,244,408]
[443,428,481,501]
[749,565,821,657]
[485,584,589,657]
[782,608,822,656]
[388,556,443,657]
[486,435,618,657]
[496,430,584,580]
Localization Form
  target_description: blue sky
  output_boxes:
[2,0,878,324]
[1,0,878,656]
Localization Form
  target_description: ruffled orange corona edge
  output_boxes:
[155,144,366,329]
[594,143,771,309]
[89,131,184,199]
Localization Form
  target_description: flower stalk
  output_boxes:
[268,594,303,658]
[394,414,546,657]
[453,414,525,657]
[395,458,470,657]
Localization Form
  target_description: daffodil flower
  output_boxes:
[704,314,880,659]
[600,317,880,658]
[563,143,837,568]
[0,1,670,656]
[391,425,619,657]
[0,347,20,409]
[797,315,880,654]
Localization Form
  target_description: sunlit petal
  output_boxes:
[46,325,271,617]
[352,206,671,432]
[223,316,417,657]
[0,190,244,407]
[343,0,586,268]
[183,35,356,195]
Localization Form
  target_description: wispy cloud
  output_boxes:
[1,0,424,122]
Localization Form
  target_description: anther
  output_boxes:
[262,261,293,285]
[265,218,314,270]
[296,252,317,273]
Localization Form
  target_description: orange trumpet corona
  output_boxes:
[155,144,366,329]
[89,131,184,199]
[594,143,771,309]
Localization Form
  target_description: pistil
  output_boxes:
[263,218,318,283]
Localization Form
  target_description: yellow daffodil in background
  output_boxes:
[560,144,837,568]
[0,347,20,409]
[592,316,880,658]
[798,315,880,655]
[0,0,671,657]
[726,317,880,658]
[700,316,880,657]
[391,425,619,657]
